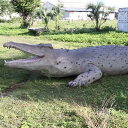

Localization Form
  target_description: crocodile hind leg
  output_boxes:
[68,64,102,87]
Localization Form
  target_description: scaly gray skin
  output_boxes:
[3,42,128,87]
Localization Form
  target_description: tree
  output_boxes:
[11,0,41,28]
[52,4,63,30]
[86,2,110,31]
[107,6,115,12]
[0,0,13,18]
[35,6,53,30]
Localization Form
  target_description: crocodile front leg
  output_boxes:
[67,64,102,87]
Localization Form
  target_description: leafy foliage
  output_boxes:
[51,4,63,30]
[0,0,13,18]
[86,2,111,31]
[34,6,53,30]
[11,0,41,28]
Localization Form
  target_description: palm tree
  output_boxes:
[86,2,109,31]
[52,4,63,30]
[35,6,53,30]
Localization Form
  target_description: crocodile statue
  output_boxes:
[3,42,128,87]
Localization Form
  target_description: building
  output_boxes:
[43,1,56,11]
[42,1,117,21]
[59,0,89,20]
[107,12,116,20]
[43,1,90,21]
[61,8,90,21]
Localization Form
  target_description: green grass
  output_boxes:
[0,20,128,128]
[0,23,27,35]
[0,20,117,36]
[43,31,128,47]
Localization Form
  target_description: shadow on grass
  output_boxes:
[17,26,117,36]
[1,61,126,112]
[0,56,30,92]
[25,75,128,112]
[0,49,128,113]
[39,28,117,36]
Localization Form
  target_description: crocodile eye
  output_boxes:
[37,43,53,49]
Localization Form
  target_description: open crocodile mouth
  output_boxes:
[3,43,44,65]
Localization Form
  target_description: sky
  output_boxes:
[42,0,128,8]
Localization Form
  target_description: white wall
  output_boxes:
[108,13,115,20]
[0,13,19,21]
[63,11,91,20]
[63,11,116,21]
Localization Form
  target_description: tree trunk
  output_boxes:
[95,18,100,31]
[20,16,30,28]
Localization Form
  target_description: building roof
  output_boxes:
[61,8,90,12]
[43,1,56,7]
[59,0,85,8]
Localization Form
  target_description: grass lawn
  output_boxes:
[0,21,128,128]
